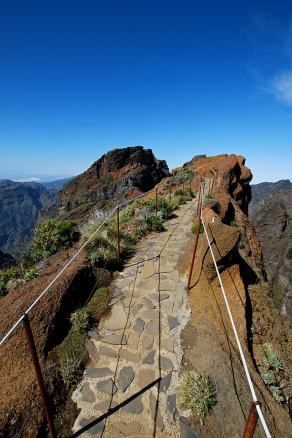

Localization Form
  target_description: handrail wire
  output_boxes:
[199,185,272,438]
[0,181,183,348]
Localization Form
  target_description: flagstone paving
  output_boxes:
[72,200,197,437]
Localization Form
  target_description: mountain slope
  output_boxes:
[0,180,58,258]
[249,179,292,321]
[42,177,72,190]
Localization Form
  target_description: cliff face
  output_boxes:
[0,180,58,259]
[249,180,292,322]
[181,155,291,437]
[49,146,170,222]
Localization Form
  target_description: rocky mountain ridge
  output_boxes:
[46,146,169,222]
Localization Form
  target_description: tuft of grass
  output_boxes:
[61,350,83,388]
[88,234,117,266]
[178,371,216,421]
[86,287,111,322]
[70,308,90,332]
[59,287,111,388]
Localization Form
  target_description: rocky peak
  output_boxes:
[55,146,170,221]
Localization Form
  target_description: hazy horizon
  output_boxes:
[1,148,291,185]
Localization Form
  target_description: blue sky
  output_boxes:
[0,0,291,183]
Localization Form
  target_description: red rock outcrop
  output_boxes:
[49,146,169,222]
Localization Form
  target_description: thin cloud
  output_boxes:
[17,177,41,182]
[270,71,292,105]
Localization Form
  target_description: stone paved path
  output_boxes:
[72,200,196,437]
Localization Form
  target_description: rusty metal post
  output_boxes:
[116,206,120,263]
[196,188,201,215]
[187,215,202,290]
[23,314,57,438]
[155,187,158,215]
[243,402,261,438]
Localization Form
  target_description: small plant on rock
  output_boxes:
[260,342,285,403]
[24,267,39,281]
[178,371,216,422]
[262,343,283,372]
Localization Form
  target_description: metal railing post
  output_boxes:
[187,214,202,290]
[116,206,120,263]
[243,402,261,438]
[23,314,56,438]
[196,189,201,215]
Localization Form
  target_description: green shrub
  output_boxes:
[178,371,216,420]
[191,223,204,235]
[145,215,164,232]
[29,220,77,261]
[158,198,175,219]
[177,195,188,205]
[145,198,156,210]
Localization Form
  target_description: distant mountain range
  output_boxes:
[249,179,292,321]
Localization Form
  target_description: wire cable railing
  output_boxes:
[198,184,272,438]
[0,178,197,437]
